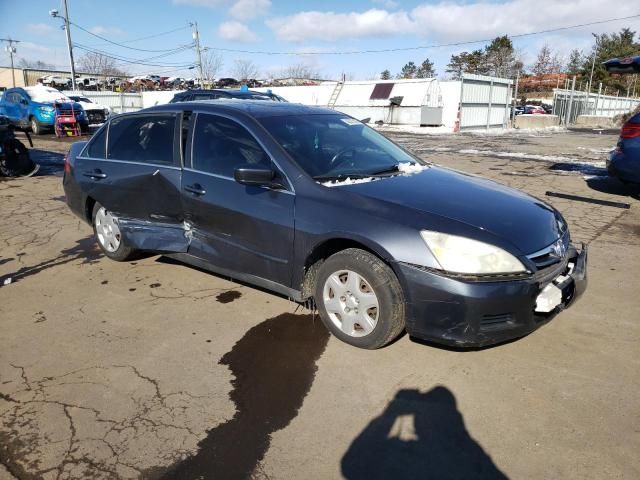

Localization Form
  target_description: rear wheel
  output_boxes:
[92,203,136,261]
[314,248,405,349]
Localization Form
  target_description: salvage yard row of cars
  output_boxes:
[63,100,588,349]
[0,86,111,134]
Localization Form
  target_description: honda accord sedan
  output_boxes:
[63,101,587,349]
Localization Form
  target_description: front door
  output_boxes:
[181,112,295,287]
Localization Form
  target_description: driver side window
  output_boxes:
[191,113,271,177]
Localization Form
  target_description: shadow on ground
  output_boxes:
[30,149,65,176]
[584,175,640,199]
[341,386,507,480]
[155,313,330,479]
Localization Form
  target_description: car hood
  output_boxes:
[335,166,564,254]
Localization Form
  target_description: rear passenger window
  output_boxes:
[86,125,106,158]
[107,114,175,165]
[191,113,270,177]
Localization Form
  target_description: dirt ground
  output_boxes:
[0,127,639,480]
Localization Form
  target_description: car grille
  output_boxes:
[526,233,570,270]
[87,111,105,124]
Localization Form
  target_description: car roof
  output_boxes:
[146,99,338,118]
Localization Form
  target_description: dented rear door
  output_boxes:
[75,112,189,252]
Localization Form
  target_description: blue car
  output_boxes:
[0,86,88,135]
[608,111,640,184]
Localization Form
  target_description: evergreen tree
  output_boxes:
[398,61,417,79]
[380,69,391,80]
[416,58,436,78]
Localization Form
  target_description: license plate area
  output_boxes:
[534,261,576,313]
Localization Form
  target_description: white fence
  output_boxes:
[552,88,640,125]
[459,74,513,130]
[63,91,143,113]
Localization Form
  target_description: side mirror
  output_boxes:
[234,167,281,188]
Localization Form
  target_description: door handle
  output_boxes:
[184,184,206,195]
[82,170,107,179]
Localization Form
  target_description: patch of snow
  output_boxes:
[397,162,429,174]
[375,125,455,135]
[321,177,379,187]
[463,126,566,136]
[576,147,613,154]
[3,277,12,286]
[438,147,606,167]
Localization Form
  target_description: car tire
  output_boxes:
[30,117,43,135]
[314,248,405,349]
[91,202,136,261]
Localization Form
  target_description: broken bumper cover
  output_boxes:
[397,244,587,348]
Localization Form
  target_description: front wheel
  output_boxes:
[30,117,44,135]
[314,248,405,349]
[92,203,136,261]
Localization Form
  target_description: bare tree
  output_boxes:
[201,50,223,83]
[531,44,563,75]
[233,59,259,80]
[18,58,56,70]
[280,62,320,79]
[77,52,126,76]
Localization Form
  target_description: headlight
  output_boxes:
[104,108,110,116]
[421,231,526,274]
[38,106,54,113]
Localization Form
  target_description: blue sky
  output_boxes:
[1,0,639,79]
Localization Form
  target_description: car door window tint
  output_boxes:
[107,115,175,165]
[192,114,270,177]
[86,125,106,159]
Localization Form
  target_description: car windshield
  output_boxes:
[25,87,71,103]
[259,114,420,179]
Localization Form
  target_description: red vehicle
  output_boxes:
[524,105,546,115]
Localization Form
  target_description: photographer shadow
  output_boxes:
[341,386,508,480]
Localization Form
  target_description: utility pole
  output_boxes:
[587,32,597,94]
[191,22,205,88]
[50,0,77,90]
[1,38,19,87]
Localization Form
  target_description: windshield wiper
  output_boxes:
[367,164,401,176]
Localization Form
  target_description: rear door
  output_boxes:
[74,112,189,252]
[181,112,295,287]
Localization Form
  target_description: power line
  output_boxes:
[71,21,192,53]
[203,13,640,56]
[73,43,194,68]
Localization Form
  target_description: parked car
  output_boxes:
[216,78,238,88]
[76,76,102,90]
[524,105,546,114]
[67,95,111,125]
[39,75,72,89]
[0,86,88,135]
[608,110,640,184]
[63,101,587,349]
[168,89,287,103]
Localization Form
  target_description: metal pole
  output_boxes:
[595,82,601,116]
[8,46,16,87]
[192,22,205,88]
[1,39,19,87]
[513,70,520,120]
[62,0,77,91]
[565,75,576,126]
[486,79,494,129]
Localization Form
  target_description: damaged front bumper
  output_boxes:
[397,243,588,348]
